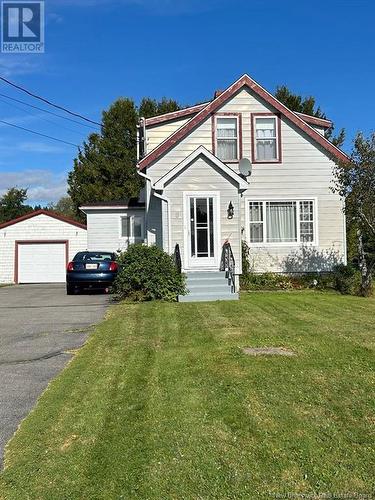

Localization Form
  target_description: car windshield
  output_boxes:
[74,252,115,262]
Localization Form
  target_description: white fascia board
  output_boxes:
[154,146,248,190]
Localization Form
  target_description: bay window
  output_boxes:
[248,200,316,245]
[215,116,239,161]
[253,115,280,162]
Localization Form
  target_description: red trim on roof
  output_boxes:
[138,74,348,170]
[0,209,86,230]
[144,103,208,127]
[295,112,332,129]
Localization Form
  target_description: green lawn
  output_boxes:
[1,292,374,499]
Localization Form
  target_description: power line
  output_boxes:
[0,91,100,130]
[0,96,90,137]
[0,119,79,147]
[0,75,102,127]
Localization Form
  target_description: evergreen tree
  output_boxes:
[275,85,345,147]
[0,187,33,223]
[68,97,181,217]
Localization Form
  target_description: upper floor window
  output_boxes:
[120,214,144,242]
[253,115,281,162]
[215,116,240,161]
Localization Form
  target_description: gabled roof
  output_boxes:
[153,146,249,191]
[144,103,208,127]
[0,209,86,230]
[138,74,347,170]
[144,103,332,130]
[294,112,332,129]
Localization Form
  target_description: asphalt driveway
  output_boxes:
[0,284,110,468]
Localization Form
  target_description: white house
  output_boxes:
[0,210,87,284]
[81,74,348,301]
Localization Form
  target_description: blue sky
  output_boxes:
[0,0,373,205]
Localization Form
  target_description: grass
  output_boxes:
[0,291,374,499]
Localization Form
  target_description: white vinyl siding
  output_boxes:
[0,214,87,284]
[146,117,191,153]
[142,87,346,274]
[85,209,146,253]
[163,156,241,273]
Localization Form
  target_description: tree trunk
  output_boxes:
[357,230,373,296]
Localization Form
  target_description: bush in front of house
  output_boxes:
[333,264,362,296]
[240,271,335,292]
[240,272,294,291]
[240,265,367,296]
[113,244,186,301]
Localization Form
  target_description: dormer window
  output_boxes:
[252,114,281,163]
[213,114,241,162]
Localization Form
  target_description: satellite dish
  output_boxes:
[239,158,252,177]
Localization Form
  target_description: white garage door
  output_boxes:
[18,243,66,283]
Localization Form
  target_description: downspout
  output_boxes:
[342,197,347,265]
[137,169,151,245]
[137,170,171,254]
[153,191,171,255]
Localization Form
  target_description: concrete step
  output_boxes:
[179,292,239,302]
[186,279,228,288]
[180,270,237,302]
[187,283,232,293]
[186,271,226,281]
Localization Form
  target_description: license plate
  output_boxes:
[85,263,98,270]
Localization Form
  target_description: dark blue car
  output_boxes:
[66,251,118,294]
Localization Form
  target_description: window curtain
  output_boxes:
[266,202,296,242]
[217,118,237,159]
[256,118,276,160]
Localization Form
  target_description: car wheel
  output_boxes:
[66,284,75,295]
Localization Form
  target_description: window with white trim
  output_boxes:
[254,116,278,161]
[299,200,314,243]
[248,200,315,244]
[249,202,264,243]
[216,116,238,161]
[120,215,144,241]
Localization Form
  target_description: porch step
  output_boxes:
[186,271,226,280]
[179,271,238,303]
[187,283,231,293]
[179,292,239,303]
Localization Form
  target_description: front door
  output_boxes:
[185,193,219,269]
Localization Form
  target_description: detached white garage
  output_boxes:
[0,210,87,284]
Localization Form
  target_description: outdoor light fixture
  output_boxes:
[227,201,234,219]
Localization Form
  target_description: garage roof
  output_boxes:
[0,209,87,230]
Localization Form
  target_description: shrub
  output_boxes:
[113,244,186,301]
[240,271,335,291]
[240,272,294,291]
[290,273,335,290]
[241,240,251,275]
[333,264,362,296]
